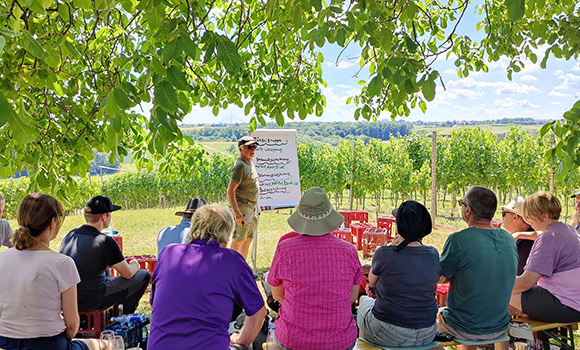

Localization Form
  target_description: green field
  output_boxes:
[200,141,236,154]
[412,123,543,136]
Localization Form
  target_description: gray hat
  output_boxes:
[502,196,525,216]
[287,187,344,236]
[175,198,207,216]
[238,136,259,147]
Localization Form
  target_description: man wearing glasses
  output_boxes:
[227,136,260,259]
[0,192,13,248]
[501,196,537,276]
[438,186,517,349]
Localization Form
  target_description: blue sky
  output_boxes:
[183,8,580,124]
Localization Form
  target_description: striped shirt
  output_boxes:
[268,233,362,350]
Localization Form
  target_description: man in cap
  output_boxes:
[438,186,517,350]
[227,135,260,259]
[571,191,580,231]
[501,196,537,276]
[157,197,207,255]
[0,192,13,248]
[59,196,151,313]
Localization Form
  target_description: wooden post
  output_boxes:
[349,139,355,210]
[431,131,437,226]
[549,132,555,193]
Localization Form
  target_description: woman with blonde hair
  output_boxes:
[510,191,580,322]
[0,193,105,350]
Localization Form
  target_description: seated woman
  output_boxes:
[0,193,105,350]
[148,204,267,350]
[357,200,440,348]
[267,186,363,350]
[510,192,580,322]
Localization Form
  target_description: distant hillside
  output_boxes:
[181,121,412,145]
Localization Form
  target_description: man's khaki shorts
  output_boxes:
[233,208,258,241]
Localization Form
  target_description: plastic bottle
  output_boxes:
[265,326,279,350]
[111,313,147,325]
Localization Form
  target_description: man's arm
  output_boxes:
[227,181,246,226]
[112,258,140,279]
[512,231,539,242]
[230,306,267,346]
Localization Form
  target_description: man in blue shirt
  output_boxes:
[157,198,207,255]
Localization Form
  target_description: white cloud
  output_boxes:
[493,98,540,108]
[552,73,580,92]
[324,60,354,69]
[520,74,537,82]
[554,69,564,77]
[572,64,580,72]
[447,78,541,94]
[336,84,351,89]
[549,91,571,97]
[443,69,456,75]
[551,101,561,105]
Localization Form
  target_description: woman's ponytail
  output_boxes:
[11,226,37,250]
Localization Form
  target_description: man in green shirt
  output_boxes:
[227,136,260,259]
[438,186,517,350]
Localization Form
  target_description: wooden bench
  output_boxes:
[353,335,510,349]
[510,317,578,350]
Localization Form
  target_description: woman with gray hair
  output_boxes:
[148,204,266,350]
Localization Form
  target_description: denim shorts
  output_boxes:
[0,332,89,350]
[357,299,437,347]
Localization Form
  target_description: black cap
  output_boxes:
[238,136,259,147]
[85,196,122,214]
[572,191,580,198]
[175,198,207,216]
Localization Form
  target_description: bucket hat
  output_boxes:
[287,187,344,236]
[175,198,207,216]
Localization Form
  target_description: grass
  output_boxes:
[200,141,236,154]
[4,208,579,346]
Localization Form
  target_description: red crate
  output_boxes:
[77,304,121,338]
[362,227,388,258]
[376,216,396,241]
[350,222,375,250]
[111,255,157,282]
[338,210,369,228]
[436,283,450,307]
[331,228,353,244]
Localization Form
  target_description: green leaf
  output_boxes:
[8,110,39,144]
[405,36,417,53]
[539,122,552,136]
[166,65,192,91]
[249,117,257,131]
[506,0,525,21]
[216,35,241,73]
[64,41,81,59]
[0,91,12,127]
[22,33,48,59]
[422,80,436,101]
[367,75,383,96]
[162,39,181,63]
[154,81,178,113]
[0,29,21,37]
[113,87,132,109]
[36,169,51,188]
[72,0,91,9]
[180,32,198,58]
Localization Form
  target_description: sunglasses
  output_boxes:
[501,211,514,218]
[458,199,468,207]
[244,144,258,150]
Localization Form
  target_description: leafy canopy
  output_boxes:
[0,0,578,194]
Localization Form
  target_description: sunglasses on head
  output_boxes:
[245,144,258,150]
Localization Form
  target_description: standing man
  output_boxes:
[501,196,537,276]
[0,193,13,248]
[60,195,150,314]
[157,197,207,255]
[227,136,260,259]
[438,186,518,350]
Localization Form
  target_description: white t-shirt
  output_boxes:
[0,220,13,247]
[0,249,80,338]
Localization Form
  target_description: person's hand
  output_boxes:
[235,212,246,227]
[365,282,376,299]
[230,332,246,345]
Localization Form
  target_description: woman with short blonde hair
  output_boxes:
[186,204,235,244]
[510,192,580,323]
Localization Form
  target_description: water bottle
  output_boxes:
[265,326,279,350]
[111,313,146,325]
